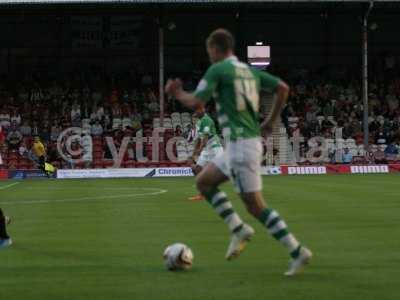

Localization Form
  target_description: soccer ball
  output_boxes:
[163,243,194,271]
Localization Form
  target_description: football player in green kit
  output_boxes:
[166,28,312,276]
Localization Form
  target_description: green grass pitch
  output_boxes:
[0,174,399,300]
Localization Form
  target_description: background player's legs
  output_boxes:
[192,151,209,177]
[240,192,302,259]
[191,164,203,175]
[38,155,46,172]
[0,208,9,239]
[189,150,211,200]
[188,163,205,201]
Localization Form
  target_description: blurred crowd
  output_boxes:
[277,65,400,162]
[0,70,167,166]
[0,64,400,168]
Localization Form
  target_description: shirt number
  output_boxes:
[234,79,259,112]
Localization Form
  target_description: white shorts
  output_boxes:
[197,146,224,167]
[212,138,263,193]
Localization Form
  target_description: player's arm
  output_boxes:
[165,80,202,109]
[257,70,290,132]
[165,65,219,109]
[264,81,289,125]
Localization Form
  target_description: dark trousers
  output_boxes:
[38,155,46,172]
[0,208,9,239]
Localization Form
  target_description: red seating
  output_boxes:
[93,162,103,169]
[123,161,136,168]
[93,139,102,146]
[52,162,61,169]
[103,161,114,168]
[93,145,103,152]
[93,151,103,159]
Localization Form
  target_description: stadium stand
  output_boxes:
[0,65,399,170]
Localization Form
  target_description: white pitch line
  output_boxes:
[0,188,168,205]
[0,182,20,190]
[22,186,161,190]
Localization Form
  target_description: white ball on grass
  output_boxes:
[163,243,194,271]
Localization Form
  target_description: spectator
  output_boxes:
[50,121,62,142]
[141,74,152,86]
[91,120,104,136]
[91,89,103,105]
[122,116,132,130]
[146,89,159,113]
[80,133,93,168]
[0,66,398,169]
[18,142,28,158]
[342,147,353,164]
[103,114,112,132]
[384,142,399,160]
[376,131,387,144]
[96,104,105,120]
[20,120,32,137]
[7,127,23,150]
[288,112,299,130]
[343,122,354,139]
[112,103,122,118]
[69,139,82,168]
[121,90,130,103]
[71,102,81,126]
[30,84,43,103]
[185,116,197,143]
[147,97,159,114]
[0,109,10,129]
[41,122,51,143]
[374,147,387,164]
[323,101,335,118]
[386,89,399,112]
[0,126,5,146]
[10,110,21,126]
[131,111,142,131]
[31,121,40,136]
[90,104,104,122]
[175,125,183,136]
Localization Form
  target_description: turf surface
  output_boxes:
[0,174,399,300]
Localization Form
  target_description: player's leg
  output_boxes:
[0,208,12,248]
[235,176,303,259]
[39,156,54,177]
[191,164,202,175]
[189,147,222,201]
[196,156,254,260]
[232,158,312,275]
[239,191,312,275]
[44,162,56,177]
[196,161,233,226]
[188,152,207,201]
[230,138,312,274]
[38,155,46,172]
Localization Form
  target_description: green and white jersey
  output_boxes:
[195,114,222,151]
[194,56,280,141]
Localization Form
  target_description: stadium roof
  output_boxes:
[0,0,395,4]
[1,0,398,15]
